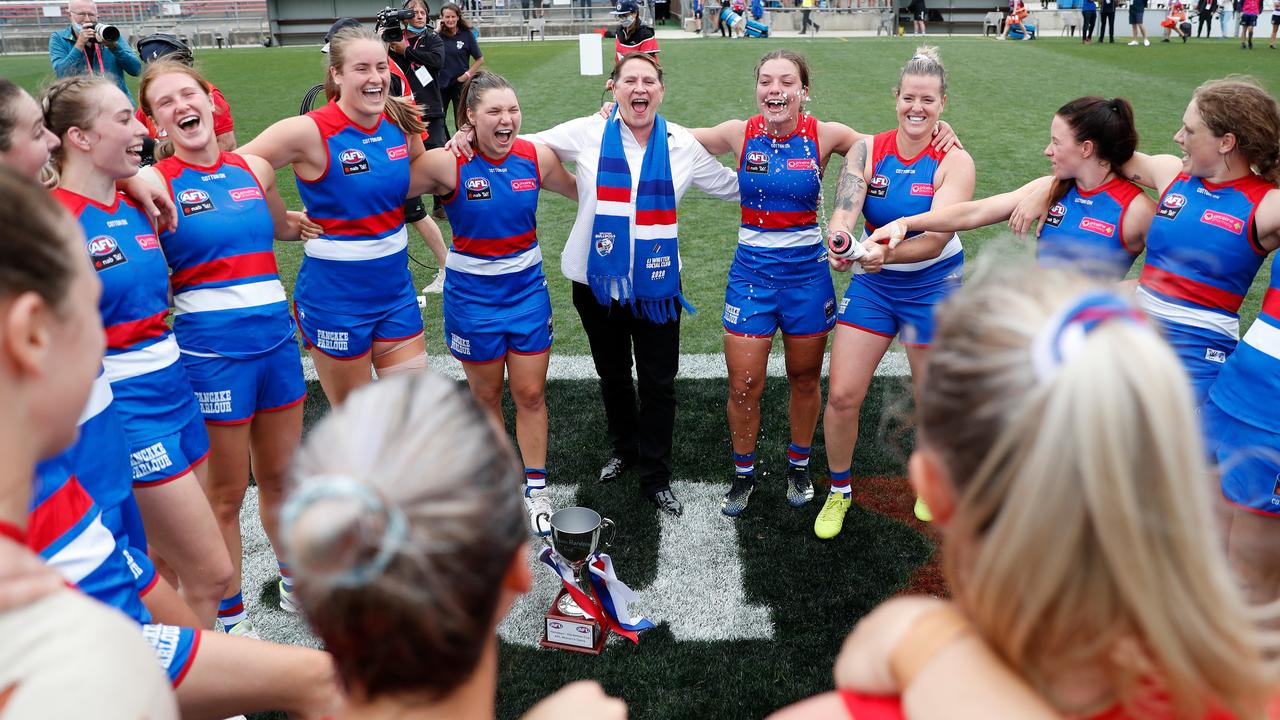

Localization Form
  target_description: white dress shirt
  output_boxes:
[526,114,740,288]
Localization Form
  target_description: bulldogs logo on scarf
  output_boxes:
[587,106,692,323]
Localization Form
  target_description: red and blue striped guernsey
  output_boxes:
[1209,264,1280,434]
[735,113,826,287]
[862,129,961,275]
[442,138,548,311]
[29,457,151,625]
[53,189,201,439]
[1138,173,1272,338]
[1037,176,1144,281]
[294,101,415,315]
[153,152,295,359]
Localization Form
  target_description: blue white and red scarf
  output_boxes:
[587,106,690,323]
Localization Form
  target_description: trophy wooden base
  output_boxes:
[539,589,606,655]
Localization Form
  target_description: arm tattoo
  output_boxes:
[835,142,868,214]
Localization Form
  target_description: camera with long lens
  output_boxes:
[375,7,415,42]
[83,22,121,44]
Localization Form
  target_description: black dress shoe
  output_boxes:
[599,456,627,483]
[649,489,684,517]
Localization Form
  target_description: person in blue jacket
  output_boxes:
[48,0,141,104]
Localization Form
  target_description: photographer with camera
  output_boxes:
[386,0,450,222]
[49,0,141,104]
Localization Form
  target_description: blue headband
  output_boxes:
[1030,291,1147,382]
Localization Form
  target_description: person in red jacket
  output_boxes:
[611,0,659,63]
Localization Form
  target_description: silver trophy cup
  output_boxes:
[541,507,615,617]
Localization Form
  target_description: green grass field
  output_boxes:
[3,37,1277,718]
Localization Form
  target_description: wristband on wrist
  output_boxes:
[889,605,973,690]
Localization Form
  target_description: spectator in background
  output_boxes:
[612,0,659,62]
[134,33,236,151]
[438,2,484,135]
[388,0,452,231]
[1161,1,1191,40]
[1195,0,1217,36]
[1127,0,1150,44]
[800,0,820,35]
[1082,0,1097,42]
[998,0,1031,39]
[1239,0,1259,45]
[908,0,928,34]
[1269,0,1278,47]
[1098,0,1117,41]
[49,0,141,104]
[1220,0,1238,36]
[656,0,671,23]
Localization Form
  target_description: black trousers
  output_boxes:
[441,83,463,135]
[1197,13,1212,34]
[1098,8,1116,40]
[572,281,680,496]
[1082,9,1097,38]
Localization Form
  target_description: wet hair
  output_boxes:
[323,25,426,137]
[0,165,79,314]
[40,74,113,181]
[896,45,946,97]
[1049,96,1139,205]
[438,2,472,34]
[921,265,1277,719]
[755,49,810,90]
[284,373,526,701]
[0,79,30,152]
[610,51,664,85]
[454,70,514,135]
[1192,76,1280,184]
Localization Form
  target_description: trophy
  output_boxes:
[537,506,615,654]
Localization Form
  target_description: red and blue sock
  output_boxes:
[787,443,811,469]
[830,469,852,498]
[217,591,247,630]
[278,562,294,594]
[733,452,756,478]
[525,468,547,497]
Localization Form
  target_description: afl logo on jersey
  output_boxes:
[868,174,889,198]
[178,188,215,216]
[465,176,492,200]
[1158,193,1187,220]
[744,150,769,174]
[87,235,127,271]
[1044,202,1067,228]
[340,148,370,175]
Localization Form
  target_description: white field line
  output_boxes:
[300,351,911,383]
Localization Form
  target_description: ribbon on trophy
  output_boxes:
[538,547,653,644]
[586,553,655,642]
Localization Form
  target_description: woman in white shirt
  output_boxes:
[456,52,738,516]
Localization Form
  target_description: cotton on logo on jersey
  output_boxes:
[195,390,233,415]
[744,151,769,174]
[511,178,537,192]
[316,329,349,352]
[386,144,408,161]
[130,441,173,480]
[1044,202,1067,228]
[229,187,263,202]
[465,176,492,201]
[787,158,818,171]
[868,175,889,198]
[1158,193,1187,220]
[340,149,370,175]
[1201,210,1245,234]
[910,183,934,197]
[178,188,215,216]
[87,235,127,271]
[1078,217,1116,237]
